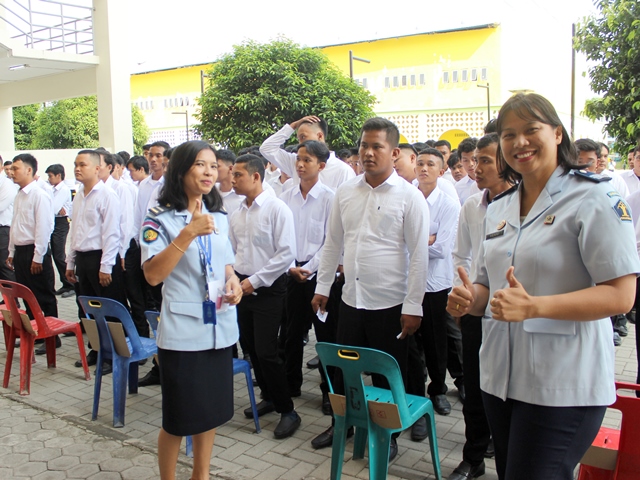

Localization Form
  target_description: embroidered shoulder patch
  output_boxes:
[142,227,159,243]
[142,219,160,230]
[607,191,620,198]
[613,199,632,222]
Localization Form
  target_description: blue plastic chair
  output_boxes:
[79,297,157,428]
[316,342,442,480]
[144,311,261,458]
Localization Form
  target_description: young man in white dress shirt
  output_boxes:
[279,140,336,413]
[619,146,640,195]
[66,150,125,369]
[455,137,481,205]
[7,154,57,321]
[311,118,430,458]
[45,164,74,297]
[229,154,300,439]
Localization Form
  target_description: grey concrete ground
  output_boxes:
[0,291,637,480]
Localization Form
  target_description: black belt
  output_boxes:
[14,244,34,250]
[76,249,102,257]
[235,271,287,296]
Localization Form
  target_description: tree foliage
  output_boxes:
[195,39,376,152]
[574,0,640,154]
[16,96,150,153]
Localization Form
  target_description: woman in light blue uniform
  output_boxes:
[140,140,242,480]
[447,94,640,480]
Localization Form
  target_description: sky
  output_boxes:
[128,0,599,74]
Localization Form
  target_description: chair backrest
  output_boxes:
[78,296,143,358]
[0,280,45,335]
[144,311,160,338]
[613,382,640,477]
[315,342,413,428]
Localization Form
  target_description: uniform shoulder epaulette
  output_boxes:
[572,170,612,183]
[148,205,170,217]
[492,184,518,202]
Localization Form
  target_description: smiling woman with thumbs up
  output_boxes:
[140,140,242,480]
[447,94,640,480]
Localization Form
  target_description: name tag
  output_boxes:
[485,230,505,240]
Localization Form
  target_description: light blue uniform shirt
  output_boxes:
[475,166,640,407]
[140,205,239,351]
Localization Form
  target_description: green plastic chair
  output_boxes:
[316,342,442,480]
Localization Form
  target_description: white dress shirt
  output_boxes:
[442,169,456,184]
[600,170,629,198]
[316,170,430,316]
[278,180,335,274]
[455,175,481,205]
[134,175,163,236]
[412,177,459,203]
[264,167,280,184]
[424,186,460,292]
[619,170,640,196]
[66,181,121,274]
[260,124,355,191]
[9,180,54,263]
[0,175,18,226]
[105,175,137,257]
[51,181,73,218]
[453,189,490,287]
[229,191,296,289]
[217,181,276,215]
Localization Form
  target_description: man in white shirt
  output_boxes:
[434,139,456,184]
[455,137,482,204]
[229,154,300,439]
[45,164,74,297]
[279,140,336,413]
[65,150,124,369]
[126,155,149,185]
[259,115,355,191]
[311,118,430,457]
[0,173,18,286]
[590,142,629,197]
[7,154,57,321]
[620,146,640,195]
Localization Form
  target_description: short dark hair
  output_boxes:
[433,140,451,150]
[99,151,116,173]
[150,141,171,154]
[447,151,461,169]
[457,137,478,154]
[45,164,65,180]
[142,144,152,151]
[399,143,418,155]
[126,155,149,174]
[77,149,102,165]
[235,154,265,182]
[337,149,351,160]
[299,118,328,138]
[237,145,260,156]
[117,151,131,163]
[157,140,223,213]
[13,153,37,174]
[413,142,427,152]
[484,118,498,134]
[361,117,400,148]
[298,140,330,163]
[417,147,445,167]
[575,138,601,159]
[425,140,436,147]
[496,93,579,183]
[3,160,12,166]
[284,144,299,153]
[349,147,359,156]
[476,133,499,151]
[216,149,236,165]
[599,143,609,155]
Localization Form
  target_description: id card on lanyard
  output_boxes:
[196,233,218,325]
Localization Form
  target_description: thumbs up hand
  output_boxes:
[187,199,215,237]
[490,266,532,322]
[447,267,476,317]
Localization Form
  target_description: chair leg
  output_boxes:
[425,408,442,480]
[128,361,139,394]
[353,427,367,459]
[92,352,105,421]
[2,322,9,351]
[19,334,35,395]
[3,327,16,388]
[331,418,349,480]
[368,425,391,480]
[242,365,261,433]
[45,336,56,368]
[74,324,90,381]
[112,359,128,428]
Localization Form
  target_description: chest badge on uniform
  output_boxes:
[496,220,506,230]
[544,215,555,225]
[614,200,632,222]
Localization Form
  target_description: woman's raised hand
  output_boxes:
[188,200,215,237]
[447,267,476,317]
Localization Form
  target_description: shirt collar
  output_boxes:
[358,169,402,189]
[20,179,38,194]
[294,179,324,199]
[426,185,441,205]
[241,190,269,210]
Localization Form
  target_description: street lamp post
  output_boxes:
[200,70,211,94]
[349,50,370,79]
[172,111,189,142]
[477,83,491,122]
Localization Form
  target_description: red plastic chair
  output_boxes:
[0,280,91,395]
[577,382,640,480]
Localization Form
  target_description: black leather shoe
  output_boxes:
[321,392,332,415]
[244,400,275,419]
[484,439,495,458]
[431,394,451,415]
[274,411,301,439]
[75,349,97,368]
[289,388,302,398]
[411,416,428,441]
[55,286,74,296]
[310,425,354,449]
[389,437,398,462]
[448,460,485,480]
[35,336,62,355]
[97,362,112,376]
[306,355,320,369]
[454,377,466,404]
[138,369,161,387]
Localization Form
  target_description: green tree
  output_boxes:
[195,39,376,152]
[30,96,150,153]
[574,0,640,154]
[13,103,40,149]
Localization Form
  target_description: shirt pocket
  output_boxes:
[168,302,202,319]
[308,218,324,246]
[252,222,272,248]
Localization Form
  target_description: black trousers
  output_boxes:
[237,273,294,414]
[460,314,491,465]
[419,289,450,396]
[447,313,464,379]
[0,226,16,282]
[124,240,149,337]
[13,244,57,318]
[50,217,73,289]
[406,334,426,396]
[482,392,606,480]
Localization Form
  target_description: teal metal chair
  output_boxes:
[316,342,442,480]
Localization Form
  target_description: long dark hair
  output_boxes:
[157,140,224,213]
[496,93,579,184]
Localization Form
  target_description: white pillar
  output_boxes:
[0,107,15,151]
[93,0,133,153]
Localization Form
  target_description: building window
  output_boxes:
[420,73,425,85]
[402,75,407,87]
[481,68,487,80]
[443,72,449,84]
[471,69,478,81]
[462,70,468,82]
[452,71,459,83]
[362,78,368,89]
[410,74,416,86]
[393,76,398,87]
[385,77,390,88]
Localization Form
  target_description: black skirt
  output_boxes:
[157,346,234,436]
